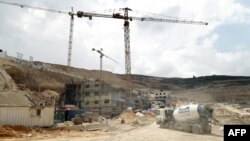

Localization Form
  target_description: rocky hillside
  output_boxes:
[130,74,250,90]
[0,59,144,93]
[1,58,250,104]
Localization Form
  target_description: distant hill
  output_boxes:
[129,74,250,90]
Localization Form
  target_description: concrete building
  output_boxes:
[61,79,126,117]
[148,90,170,105]
[132,88,152,110]
[0,92,55,127]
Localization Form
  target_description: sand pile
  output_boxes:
[0,125,33,137]
[0,126,17,137]
[119,110,136,120]
[119,110,156,125]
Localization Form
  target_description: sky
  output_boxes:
[0,0,250,78]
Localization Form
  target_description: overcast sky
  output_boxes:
[0,0,250,78]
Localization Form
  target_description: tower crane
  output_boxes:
[0,1,208,105]
[76,8,208,77]
[92,48,118,80]
[0,0,74,67]
[76,8,208,105]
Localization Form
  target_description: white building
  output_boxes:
[0,92,55,127]
[148,90,170,102]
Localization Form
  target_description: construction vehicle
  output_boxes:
[156,104,213,134]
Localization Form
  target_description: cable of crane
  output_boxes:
[104,55,119,64]
[132,9,182,20]
[89,8,120,14]
[92,48,118,64]
[0,0,68,15]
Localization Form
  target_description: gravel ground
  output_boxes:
[34,123,223,141]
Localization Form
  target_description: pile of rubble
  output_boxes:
[0,125,39,138]
[119,109,137,121]
[119,109,155,126]
[211,104,250,136]
[0,124,108,139]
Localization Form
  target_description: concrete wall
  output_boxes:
[82,95,113,107]
[0,106,54,127]
[81,93,125,115]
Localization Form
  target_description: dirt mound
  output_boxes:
[119,110,156,125]
[119,110,136,120]
[0,125,34,138]
[0,126,17,137]
[3,125,33,133]
[0,126,20,137]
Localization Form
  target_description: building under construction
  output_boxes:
[60,79,126,117]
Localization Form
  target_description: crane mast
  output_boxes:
[123,8,132,76]
[67,7,74,67]
[123,7,132,105]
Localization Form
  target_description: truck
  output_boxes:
[156,104,213,134]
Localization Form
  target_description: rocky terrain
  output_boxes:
[1,58,250,104]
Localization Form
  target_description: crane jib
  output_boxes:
[76,11,133,21]
[75,11,207,25]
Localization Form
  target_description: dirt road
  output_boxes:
[35,123,223,141]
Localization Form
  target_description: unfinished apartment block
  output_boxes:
[148,90,170,104]
[61,79,126,117]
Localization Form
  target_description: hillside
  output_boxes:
[131,74,250,89]
[130,74,250,103]
[1,58,250,104]
[0,58,144,93]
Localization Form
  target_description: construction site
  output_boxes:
[1,1,250,141]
